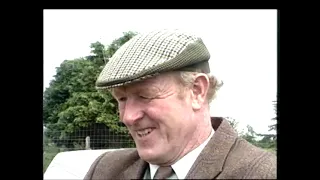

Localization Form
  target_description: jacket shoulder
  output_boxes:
[84,148,137,180]
[222,138,277,179]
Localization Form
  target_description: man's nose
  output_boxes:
[122,98,143,126]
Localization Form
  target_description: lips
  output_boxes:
[136,128,155,137]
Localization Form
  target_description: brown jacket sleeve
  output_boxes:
[243,151,277,179]
[84,152,110,180]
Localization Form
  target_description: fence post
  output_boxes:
[85,136,91,150]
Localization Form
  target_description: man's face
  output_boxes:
[112,72,198,165]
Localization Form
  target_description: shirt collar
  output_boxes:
[149,128,214,179]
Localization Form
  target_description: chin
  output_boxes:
[137,147,163,164]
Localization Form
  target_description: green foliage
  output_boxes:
[225,97,278,152]
[43,59,101,125]
[256,134,276,149]
[105,31,138,59]
[241,125,259,145]
[225,117,244,136]
[43,31,137,149]
[225,117,239,130]
[86,31,138,66]
[268,99,277,132]
[256,98,277,150]
[43,151,58,173]
[43,137,60,173]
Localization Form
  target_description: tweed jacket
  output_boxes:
[84,117,277,179]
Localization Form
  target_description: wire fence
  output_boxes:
[43,124,135,152]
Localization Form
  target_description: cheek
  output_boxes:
[146,98,188,128]
[146,100,173,120]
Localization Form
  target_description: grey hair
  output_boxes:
[176,71,223,104]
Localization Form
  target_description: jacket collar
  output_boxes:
[120,117,237,179]
[185,117,238,179]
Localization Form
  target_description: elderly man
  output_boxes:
[84,29,277,179]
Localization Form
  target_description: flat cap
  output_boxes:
[96,29,211,89]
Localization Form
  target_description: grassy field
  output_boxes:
[43,144,60,173]
[266,148,277,154]
[43,152,59,173]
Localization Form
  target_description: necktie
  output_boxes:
[153,166,174,179]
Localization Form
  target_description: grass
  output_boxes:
[43,152,59,173]
[43,143,61,173]
[265,148,277,154]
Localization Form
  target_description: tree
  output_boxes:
[265,98,277,148]
[43,31,137,149]
[224,102,277,151]
[105,31,138,59]
[253,98,277,150]
[268,99,277,133]
[224,116,245,136]
[225,117,270,148]
[241,125,259,146]
[86,31,138,66]
[88,41,107,66]
[225,117,239,130]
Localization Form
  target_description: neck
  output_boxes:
[179,106,212,162]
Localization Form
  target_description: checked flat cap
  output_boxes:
[96,29,211,89]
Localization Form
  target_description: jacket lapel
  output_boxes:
[118,150,148,179]
[118,118,237,179]
[185,118,238,179]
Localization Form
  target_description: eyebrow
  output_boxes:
[111,87,126,97]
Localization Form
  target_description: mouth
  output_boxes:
[136,128,155,138]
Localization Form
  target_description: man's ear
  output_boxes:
[191,73,209,110]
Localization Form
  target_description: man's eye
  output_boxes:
[139,96,149,99]
[118,97,127,101]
